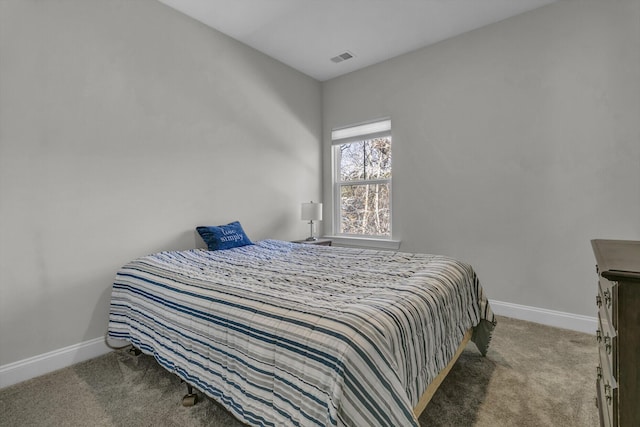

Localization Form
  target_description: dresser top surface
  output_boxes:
[592,239,640,281]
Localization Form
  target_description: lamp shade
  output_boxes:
[301,202,322,221]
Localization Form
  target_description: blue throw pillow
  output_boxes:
[196,221,254,251]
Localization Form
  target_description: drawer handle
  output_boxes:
[596,329,602,343]
[596,366,602,379]
[604,383,612,404]
[596,294,602,308]
[603,289,612,308]
[604,335,612,354]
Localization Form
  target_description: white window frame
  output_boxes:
[331,118,393,240]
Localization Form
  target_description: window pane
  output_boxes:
[365,137,392,180]
[339,141,365,181]
[340,183,390,236]
[339,137,391,182]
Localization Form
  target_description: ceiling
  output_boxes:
[158,0,556,82]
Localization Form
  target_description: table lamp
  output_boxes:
[301,201,322,241]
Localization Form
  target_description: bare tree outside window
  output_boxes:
[336,137,391,236]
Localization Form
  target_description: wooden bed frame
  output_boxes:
[413,328,472,417]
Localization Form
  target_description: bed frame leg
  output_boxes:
[181,382,198,407]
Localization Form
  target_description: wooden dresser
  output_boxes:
[591,239,640,427]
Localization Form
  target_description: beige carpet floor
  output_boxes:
[0,316,598,426]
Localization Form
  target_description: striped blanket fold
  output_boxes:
[108,239,495,427]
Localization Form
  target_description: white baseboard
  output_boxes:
[490,299,597,335]
[0,301,597,389]
[0,336,114,389]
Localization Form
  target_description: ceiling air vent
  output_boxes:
[330,51,355,63]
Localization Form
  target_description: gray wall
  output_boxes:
[323,0,640,317]
[2,0,638,368]
[0,0,321,365]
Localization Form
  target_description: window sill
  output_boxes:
[324,235,401,250]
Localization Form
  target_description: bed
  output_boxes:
[108,239,495,427]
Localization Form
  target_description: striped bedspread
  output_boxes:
[108,240,495,427]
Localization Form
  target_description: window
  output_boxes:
[332,119,392,238]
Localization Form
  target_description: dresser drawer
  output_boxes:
[597,279,615,314]
[597,313,617,382]
[597,343,619,427]
[596,288,616,344]
[598,277,617,328]
[597,377,613,427]
[598,343,617,387]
